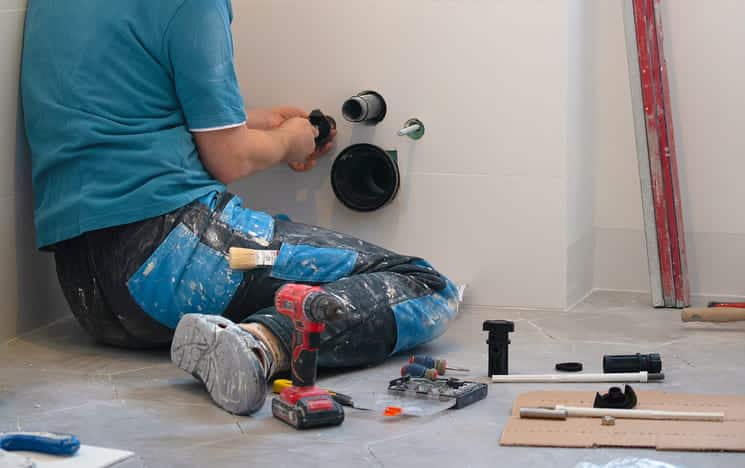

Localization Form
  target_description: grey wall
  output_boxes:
[0,0,68,342]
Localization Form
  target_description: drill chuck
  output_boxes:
[305,292,345,323]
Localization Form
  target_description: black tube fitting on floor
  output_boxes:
[483,320,515,376]
[593,385,638,409]
[603,353,662,374]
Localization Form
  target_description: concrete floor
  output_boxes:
[1,291,744,468]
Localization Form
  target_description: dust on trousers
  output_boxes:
[53,192,461,368]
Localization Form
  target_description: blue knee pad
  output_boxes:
[390,279,460,355]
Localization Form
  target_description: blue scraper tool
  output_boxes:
[0,432,80,456]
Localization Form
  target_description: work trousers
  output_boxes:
[53,192,461,368]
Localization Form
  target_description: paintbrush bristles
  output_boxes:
[229,248,259,270]
[228,247,278,270]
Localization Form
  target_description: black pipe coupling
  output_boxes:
[309,109,336,147]
[603,353,662,374]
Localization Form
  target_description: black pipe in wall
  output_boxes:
[331,144,400,212]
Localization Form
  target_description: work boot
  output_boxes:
[171,314,274,415]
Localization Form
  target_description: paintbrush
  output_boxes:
[228,247,278,270]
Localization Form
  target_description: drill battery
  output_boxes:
[272,386,344,430]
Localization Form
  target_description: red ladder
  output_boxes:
[624,0,690,308]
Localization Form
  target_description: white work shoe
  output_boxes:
[171,314,271,415]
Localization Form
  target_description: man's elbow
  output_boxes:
[207,166,241,185]
[194,127,257,185]
[204,158,257,185]
[212,172,236,185]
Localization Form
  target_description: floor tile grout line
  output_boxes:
[106,364,171,377]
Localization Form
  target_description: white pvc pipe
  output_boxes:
[491,371,662,383]
[559,406,724,421]
[520,406,724,422]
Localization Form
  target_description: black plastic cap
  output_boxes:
[482,320,515,334]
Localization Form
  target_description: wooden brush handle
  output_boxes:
[682,307,745,323]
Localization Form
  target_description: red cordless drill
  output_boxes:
[272,284,346,429]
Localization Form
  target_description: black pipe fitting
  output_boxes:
[603,353,662,374]
[309,109,336,147]
[483,320,515,376]
[341,91,387,124]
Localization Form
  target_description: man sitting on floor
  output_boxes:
[21,0,461,414]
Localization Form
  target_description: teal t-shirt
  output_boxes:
[22,0,246,248]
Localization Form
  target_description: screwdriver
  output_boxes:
[401,363,439,380]
[409,355,470,374]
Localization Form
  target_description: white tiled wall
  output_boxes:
[229,0,575,309]
[0,1,68,342]
[15,0,740,342]
[566,0,597,307]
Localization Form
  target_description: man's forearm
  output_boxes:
[194,126,289,185]
[245,109,279,130]
[240,128,290,175]
[245,107,308,131]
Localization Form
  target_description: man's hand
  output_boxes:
[287,131,337,172]
[246,106,308,130]
[277,117,319,164]
[193,116,317,185]
[247,106,337,172]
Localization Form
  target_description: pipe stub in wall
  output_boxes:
[341,91,387,124]
[331,144,400,212]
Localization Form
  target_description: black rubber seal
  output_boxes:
[555,362,583,372]
[358,90,387,124]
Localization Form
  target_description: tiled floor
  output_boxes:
[1,292,744,467]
